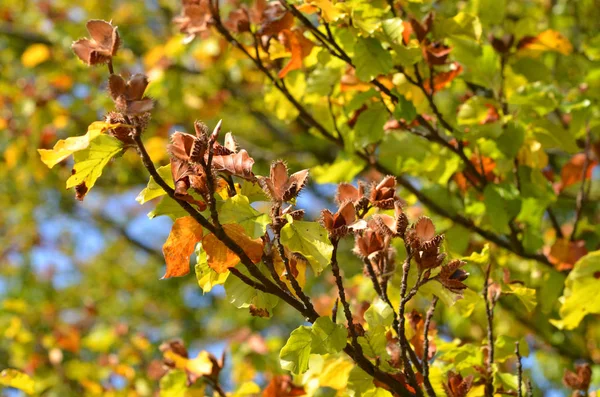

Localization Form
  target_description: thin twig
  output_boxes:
[329,238,360,350]
[547,208,564,239]
[526,379,533,397]
[515,341,523,397]
[397,249,423,395]
[571,124,592,241]
[423,296,439,397]
[482,261,496,397]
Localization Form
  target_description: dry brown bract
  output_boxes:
[260,161,309,202]
[439,259,469,293]
[563,363,592,392]
[72,20,120,66]
[375,200,408,238]
[321,201,360,238]
[443,371,473,397]
[369,175,396,209]
[108,74,153,115]
[173,0,212,43]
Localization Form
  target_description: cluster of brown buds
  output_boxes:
[563,363,592,395]
[325,176,404,286]
[318,174,469,294]
[259,161,308,231]
[72,20,120,66]
[72,19,154,125]
[443,371,474,397]
[168,120,256,210]
[71,20,155,200]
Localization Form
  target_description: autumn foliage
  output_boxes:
[1,0,600,396]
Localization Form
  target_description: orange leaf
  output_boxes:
[559,153,597,191]
[402,21,413,45]
[278,29,313,78]
[547,239,587,271]
[263,375,306,397]
[423,63,463,94]
[204,224,264,273]
[55,325,81,353]
[162,217,203,279]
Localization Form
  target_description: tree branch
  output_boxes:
[423,296,439,397]
[571,124,592,241]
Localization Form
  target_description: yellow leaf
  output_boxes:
[4,142,21,169]
[203,224,264,273]
[522,29,573,55]
[517,139,548,169]
[186,351,214,378]
[319,357,353,389]
[21,44,50,68]
[0,369,35,395]
[38,121,128,168]
[144,136,168,162]
[308,0,343,22]
[162,217,203,279]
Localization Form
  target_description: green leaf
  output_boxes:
[218,194,270,238]
[364,299,394,328]
[392,94,417,123]
[311,152,366,184]
[381,18,404,44]
[463,244,490,265]
[392,43,422,67]
[497,121,525,159]
[280,325,313,374]
[136,165,172,204]
[357,325,388,359]
[354,38,393,82]
[551,250,600,330]
[483,184,522,234]
[224,265,279,313]
[457,96,493,126]
[0,369,35,395]
[66,135,122,190]
[280,218,333,274]
[494,336,529,363]
[159,370,188,397]
[38,121,126,168]
[239,180,269,202]
[493,366,519,391]
[354,102,388,147]
[195,244,229,293]
[508,82,560,116]
[149,197,188,219]
[452,288,483,317]
[348,366,376,396]
[503,283,537,312]
[310,316,347,354]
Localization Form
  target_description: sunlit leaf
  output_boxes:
[66,135,123,192]
[162,217,203,279]
[279,325,312,374]
[280,217,333,274]
[203,224,264,273]
[38,121,127,168]
[218,194,270,239]
[0,369,35,395]
[551,250,600,330]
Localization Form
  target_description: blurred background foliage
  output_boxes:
[0,0,599,396]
